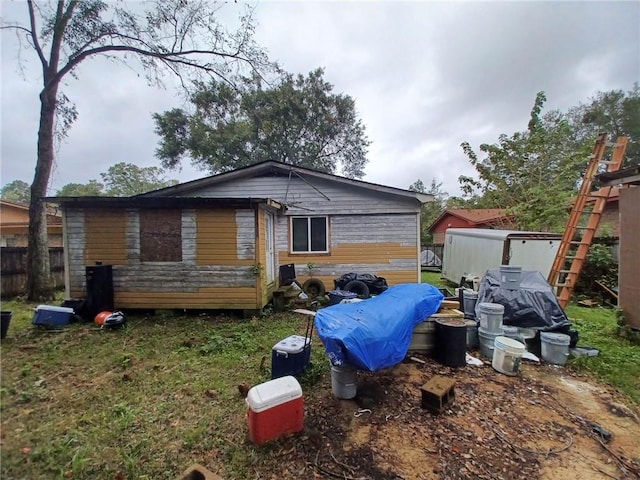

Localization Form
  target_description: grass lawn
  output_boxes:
[0,298,326,479]
[1,281,638,479]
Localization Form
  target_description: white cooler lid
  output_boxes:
[246,375,302,412]
[272,334,310,354]
[36,305,74,313]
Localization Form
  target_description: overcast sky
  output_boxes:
[1,1,639,197]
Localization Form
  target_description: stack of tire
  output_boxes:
[333,273,389,298]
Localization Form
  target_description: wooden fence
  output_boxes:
[1,247,65,298]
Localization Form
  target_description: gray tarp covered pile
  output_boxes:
[476,269,571,330]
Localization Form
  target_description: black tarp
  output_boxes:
[475,269,571,330]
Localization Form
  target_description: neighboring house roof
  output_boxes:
[137,160,433,204]
[0,200,62,225]
[427,208,510,232]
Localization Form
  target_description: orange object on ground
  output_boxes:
[94,311,112,326]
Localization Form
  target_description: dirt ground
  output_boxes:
[255,356,640,480]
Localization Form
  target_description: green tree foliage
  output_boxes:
[101,162,178,196]
[575,243,618,297]
[0,180,31,204]
[409,179,448,244]
[55,180,105,197]
[1,0,269,300]
[55,163,178,196]
[569,84,640,165]
[459,92,590,232]
[154,68,370,178]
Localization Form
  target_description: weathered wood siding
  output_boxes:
[179,174,421,287]
[180,175,418,215]
[64,207,263,310]
[275,213,420,288]
[83,209,128,264]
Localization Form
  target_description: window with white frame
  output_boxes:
[291,216,328,253]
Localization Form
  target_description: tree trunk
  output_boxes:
[26,87,58,301]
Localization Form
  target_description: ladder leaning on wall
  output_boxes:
[547,133,628,309]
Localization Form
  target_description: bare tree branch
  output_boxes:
[51,44,257,92]
[26,0,47,69]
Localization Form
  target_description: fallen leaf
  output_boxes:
[21,447,31,454]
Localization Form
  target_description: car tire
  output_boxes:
[302,278,326,298]
[344,280,370,298]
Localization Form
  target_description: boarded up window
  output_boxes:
[140,209,182,262]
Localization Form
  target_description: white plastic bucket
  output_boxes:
[478,326,503,359]
[499,265,522,290]
[330,364,357,399]
[540,332,571,365]
[492,336,525,376]
[477,302,504,333]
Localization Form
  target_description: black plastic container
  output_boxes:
[85,263,114,320]
[1,311,12,339]
[434,318,467,367]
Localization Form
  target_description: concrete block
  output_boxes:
[176,464,224,480]
[420,375,456,414]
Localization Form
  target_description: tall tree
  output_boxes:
[1,0,269,300]
[569,84,640,165]
[459,92,590,232]
[0,180,31,204]
[55,180,104,197]
[409,179,448,244]
[153,68,371,178]
[101,162,178,196]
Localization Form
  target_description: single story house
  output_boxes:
[51,161,431,313]
[0,200,63,247]
[427,209,513,244]
[598,164,640,330]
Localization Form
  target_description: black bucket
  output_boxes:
[1,311,13,339]
[434,318,467,367]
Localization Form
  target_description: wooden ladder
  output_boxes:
[547,133,628,308]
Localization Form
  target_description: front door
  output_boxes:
[265,213,276,284]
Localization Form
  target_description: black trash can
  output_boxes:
[433,318,467,367]
[1,311,13,339]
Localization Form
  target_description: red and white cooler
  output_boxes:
[246,375,304,445]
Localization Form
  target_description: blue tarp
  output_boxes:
[314,283,444,371]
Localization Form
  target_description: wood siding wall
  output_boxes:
[183,175,418,215]
[275,213,419,289]
[181,174,421,288]
[65,207,262,310]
